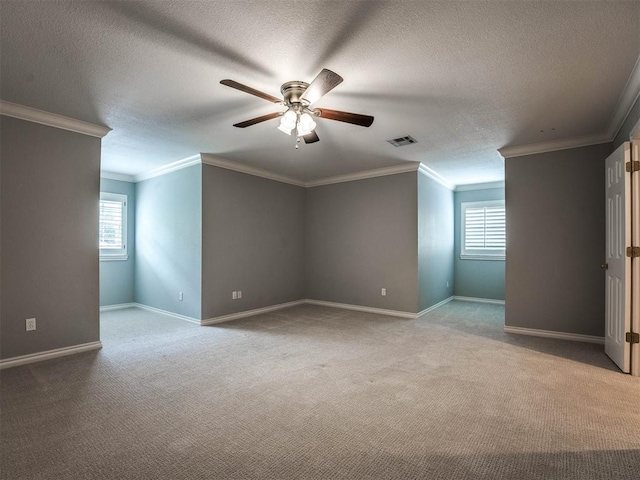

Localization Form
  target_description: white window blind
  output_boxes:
[99,192,127,260]
[461,200,505,259]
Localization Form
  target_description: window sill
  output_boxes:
[460,255,505,261]
[100,254,129,262]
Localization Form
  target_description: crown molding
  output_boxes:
[498,132,611,159]
[127,154,451,189]
[101,171,135,182]
[306,163,419,188]
[417,163,455,191]
[200,153,305,187]
[0,100,111,138]
[455,181,505,192]
[134,154,201,182]
[608,54,640,140]
[629,118,640,141]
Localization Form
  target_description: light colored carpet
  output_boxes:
[1,301,639,479]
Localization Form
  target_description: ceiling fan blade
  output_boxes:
[301,69,344,105]
[220,79,281,103]
[302,130,320,144]
[233,112,283,128]
[315,108,374,127]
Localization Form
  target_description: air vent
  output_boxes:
[387,135,418,147]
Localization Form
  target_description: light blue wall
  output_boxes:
[135,165,202,319]
[418,173,454,311]
[99,178,135,306]
[454,188,505,300]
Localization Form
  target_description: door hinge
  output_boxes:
[627,246,640,258]
[626,160,640,172]
[626,332,640,344]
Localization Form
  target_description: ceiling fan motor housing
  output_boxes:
[281,81,310,107]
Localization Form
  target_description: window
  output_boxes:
[99,192,127,261]
[461,200,505,260]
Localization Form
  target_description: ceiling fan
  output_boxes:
[220,69,374,145]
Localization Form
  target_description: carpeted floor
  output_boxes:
[1,301,639,479]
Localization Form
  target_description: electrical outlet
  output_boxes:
[232,291,238,300]
[381,288,386,296]
[237,290,242,299]
[446,281,449,288]
[26,318,36,331]
[179,291,184,301]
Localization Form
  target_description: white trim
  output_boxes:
[99,254,128,262]
[417,296,454,317]
[304,299,416,319]
[134,303,200,325]
[0,341,102,370]
[201,300,306,326]
[306,163,419,188]
[459,255,505,261]
[455,181,505,192]
[101,171,135,182]
[100,303,136,312]
[417,163,455,191]
[608,54,640,140]
[134,154,201,183]
[201,154,305,187]
[629,118,640,141]
[498,133,611,159]
[0,100,111,138]
[114,155,455,190]
[453,296,505,305]
[503,325,604,344]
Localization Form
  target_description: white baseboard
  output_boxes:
[304,299,416,319]
[503,326,604,344]
[201,300,306,326]
[100,303,136,312]
[417,296,454,317]
[0,341,103,370]
[453,296,505,305]
[134,303,200,325]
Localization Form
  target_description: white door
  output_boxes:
[605,143,631,373]
[631,141,639,377]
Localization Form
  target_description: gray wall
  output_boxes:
[613,95,640,148]
[454,187,505,300]
[99,178,135,306]
[306,172,418,313]
[1,117,101,359]
[135,165,202,319]
[418,172,454,311]
[504,143,612,337]
[201,165,306,319]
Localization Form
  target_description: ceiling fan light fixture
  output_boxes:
[277,124,293,135]
[297,113,317,137]
[279,109,297,129]
[222,69,374,144]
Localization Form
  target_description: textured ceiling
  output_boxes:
[1,1,639,185]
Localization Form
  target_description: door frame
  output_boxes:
[630,131,639,377]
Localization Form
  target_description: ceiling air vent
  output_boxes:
[387,135,418,147]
